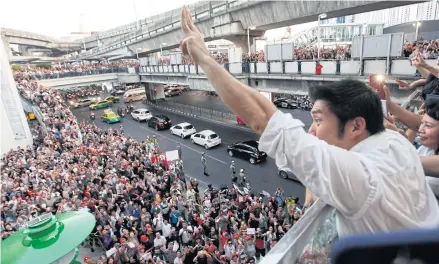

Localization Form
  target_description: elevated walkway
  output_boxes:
[79,0,423,59]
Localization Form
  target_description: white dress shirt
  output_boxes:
[259,111,439,237]
[417,145,439,196]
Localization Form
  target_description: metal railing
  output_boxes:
[23,67,135,80]
[145,100,237,123]
[140,58,438,78]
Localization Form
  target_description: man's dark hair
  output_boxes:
[309,79,385,137]
[425,98,439,121]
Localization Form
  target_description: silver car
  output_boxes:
[74,99,94,108]
[278,166,299,181]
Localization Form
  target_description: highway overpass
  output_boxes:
[1,28,82,55]
[80,0,425,59]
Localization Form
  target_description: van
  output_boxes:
[123,88,146,103]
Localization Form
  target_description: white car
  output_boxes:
[170,122,196,138]
[190,130,221,149]
[131,108,152,122]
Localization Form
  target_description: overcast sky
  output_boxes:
[0,0,199,38]
[0,0,314,41]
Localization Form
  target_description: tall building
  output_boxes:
[352,2,438,27]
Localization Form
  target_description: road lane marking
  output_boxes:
[124,119,228,165]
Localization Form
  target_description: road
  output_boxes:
[166,90,313,129]
[72,100,306,202]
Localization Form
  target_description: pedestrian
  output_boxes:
[230,161,236,182]
[201,152,209,176]
[177,143,182,160]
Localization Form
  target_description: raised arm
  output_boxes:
[180,8,276,134]
[384,86,422,131]
[421,156,439,177]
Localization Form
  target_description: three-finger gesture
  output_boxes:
[180,8,209,65]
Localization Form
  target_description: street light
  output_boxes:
[317,13,327,60]
[160,43,167,55]
[247,26,256,56]
[413,20,421,41]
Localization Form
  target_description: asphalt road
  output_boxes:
[167,90,313,129]
[72,100,306,202]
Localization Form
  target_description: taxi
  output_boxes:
[89,100,112,110]
[101,110,121,123]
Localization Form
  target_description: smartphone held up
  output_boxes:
[369,74,388,118]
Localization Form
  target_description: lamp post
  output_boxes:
[160,43,167,56]
[247,26,256,56]
[413,20,421,41]
[317,13,327,60]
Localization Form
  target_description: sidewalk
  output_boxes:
[145,100,253,133]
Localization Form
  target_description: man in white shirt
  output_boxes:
[162,219,172,239]
[179,8,439,236]
[153,232,166,248]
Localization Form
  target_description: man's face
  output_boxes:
[309,100,346,148]
[419,114,439,150]
[309,100,366,150]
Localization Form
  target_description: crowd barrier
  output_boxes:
[24,67,137,80]
[139,59,438,77]
[145,100,237,123]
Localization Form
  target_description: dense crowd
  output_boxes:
[403,39,439,58]
[12,61,139,80]
[2,72,306,264]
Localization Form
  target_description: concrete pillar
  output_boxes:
[144,83,165,101]
[224,30,264,54]
[1,35,13,59]
[19,46,34,56]
[0,35,33,156]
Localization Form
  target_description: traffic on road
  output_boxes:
[72,97,306,200]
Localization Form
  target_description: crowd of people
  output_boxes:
[12,60,139,80]
[403,39,439,59]
[2,68,308,264]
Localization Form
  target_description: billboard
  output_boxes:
[228,47,242,63]
[351,33,404,58]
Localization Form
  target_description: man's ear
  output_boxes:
[347,117,367,137]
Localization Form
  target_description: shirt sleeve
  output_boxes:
[259,111,380,218]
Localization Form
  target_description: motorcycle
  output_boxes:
[232,178,251,196]
[120,112,125,118]
[90,115,95,120]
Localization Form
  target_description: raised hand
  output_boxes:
[180,8,209,65]
[395,80,410,90]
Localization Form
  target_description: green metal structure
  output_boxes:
[1,212,95,264]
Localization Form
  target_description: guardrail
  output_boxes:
[145,100,237,124]
[23,67,137,80]
[139,58,438,78]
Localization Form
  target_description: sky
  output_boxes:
[0,0,314,41]
[0,0,199,38]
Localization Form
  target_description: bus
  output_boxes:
[123,88,146,103]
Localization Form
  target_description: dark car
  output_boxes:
[111,89,125,96]
[148,115,172,130]
[273,98,298,109]
[227,140,267,164]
